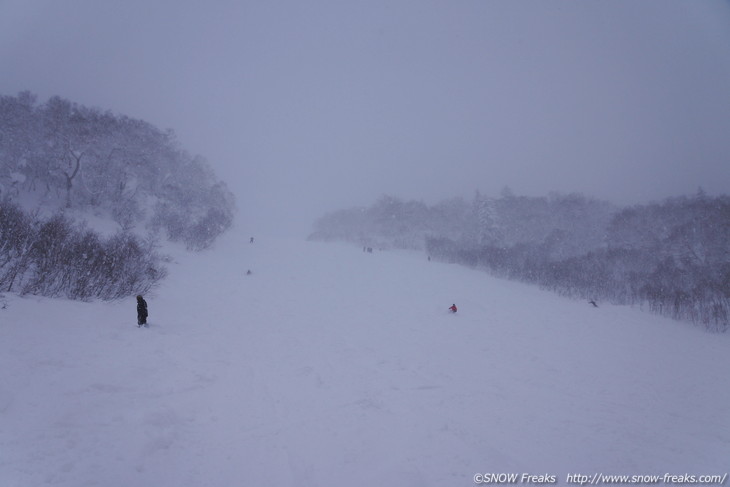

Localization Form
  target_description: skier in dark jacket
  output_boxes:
[137,295,148,327]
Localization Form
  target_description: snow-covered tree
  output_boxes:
[0,91,235,250]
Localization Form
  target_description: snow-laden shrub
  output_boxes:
[0,200,166,300]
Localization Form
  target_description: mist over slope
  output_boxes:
[311,192,730,331]
[1,228,728,486]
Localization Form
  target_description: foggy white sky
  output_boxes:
[2,0,729,236]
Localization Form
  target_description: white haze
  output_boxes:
[1,0,730,236]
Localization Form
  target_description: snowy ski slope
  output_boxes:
[1,228,728,486]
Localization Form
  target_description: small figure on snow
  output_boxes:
[246,269,252,275]
[588,300,598,308]
[449,303,458,313]
[137,295,148,327]
[250,237,254,244]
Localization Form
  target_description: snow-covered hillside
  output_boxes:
[1,228,728,486]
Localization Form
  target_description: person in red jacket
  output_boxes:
[449,303,457,313]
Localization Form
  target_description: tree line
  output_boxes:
[308,194,471,250]
[310,190,730,331]
[0,200,166,300]
[0,91,235,251]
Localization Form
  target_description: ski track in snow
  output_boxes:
[1,228,729,486]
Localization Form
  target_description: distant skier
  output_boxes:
[449,303,458,313]
[250,237,254,244]
[589,300,598,308]
[137,295,148,327]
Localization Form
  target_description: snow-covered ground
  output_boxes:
[1,227,728,486]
